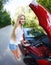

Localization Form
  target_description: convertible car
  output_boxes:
[19,0,51,65]
[19,28,51,65]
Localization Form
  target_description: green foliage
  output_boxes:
[0,0,8,10]
[0,0,11,28]
[0,10,11,28]
[37,0,51,12]
[11,20,15,26]
[0,0,3,10]
[23,9,39,28]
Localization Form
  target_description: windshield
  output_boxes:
[24,28,45,38]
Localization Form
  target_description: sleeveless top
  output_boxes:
[10,25,24,45]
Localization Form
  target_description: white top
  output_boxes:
[10,25,24,45]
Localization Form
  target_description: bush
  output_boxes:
[0,10,11,28]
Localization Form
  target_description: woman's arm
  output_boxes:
[21,39,30,47]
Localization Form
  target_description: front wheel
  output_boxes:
[23,56,38,65]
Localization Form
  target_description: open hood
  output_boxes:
[29,0,51,43]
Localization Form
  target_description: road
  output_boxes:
[0,25,26,65]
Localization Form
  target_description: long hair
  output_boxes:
[11,14,25,41]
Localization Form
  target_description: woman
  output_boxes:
[9,14,30,61]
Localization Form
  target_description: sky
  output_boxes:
[4,0,32,19]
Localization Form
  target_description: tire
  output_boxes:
[23,56,38,65]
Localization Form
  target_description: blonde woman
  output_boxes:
[9,14,30,61]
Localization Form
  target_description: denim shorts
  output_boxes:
[9,44,18,50]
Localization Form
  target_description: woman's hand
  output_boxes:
[21,40,30,47]
[23,43,30,47]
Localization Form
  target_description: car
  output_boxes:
[19,28,51,65]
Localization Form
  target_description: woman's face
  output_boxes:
[19,16,25,25]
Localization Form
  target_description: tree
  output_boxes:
[0,0,11,28]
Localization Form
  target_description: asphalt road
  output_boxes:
[0,25,26,65]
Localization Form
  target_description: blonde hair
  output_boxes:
[11,14,25,41]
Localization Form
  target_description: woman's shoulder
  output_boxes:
[15,25,20,30]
